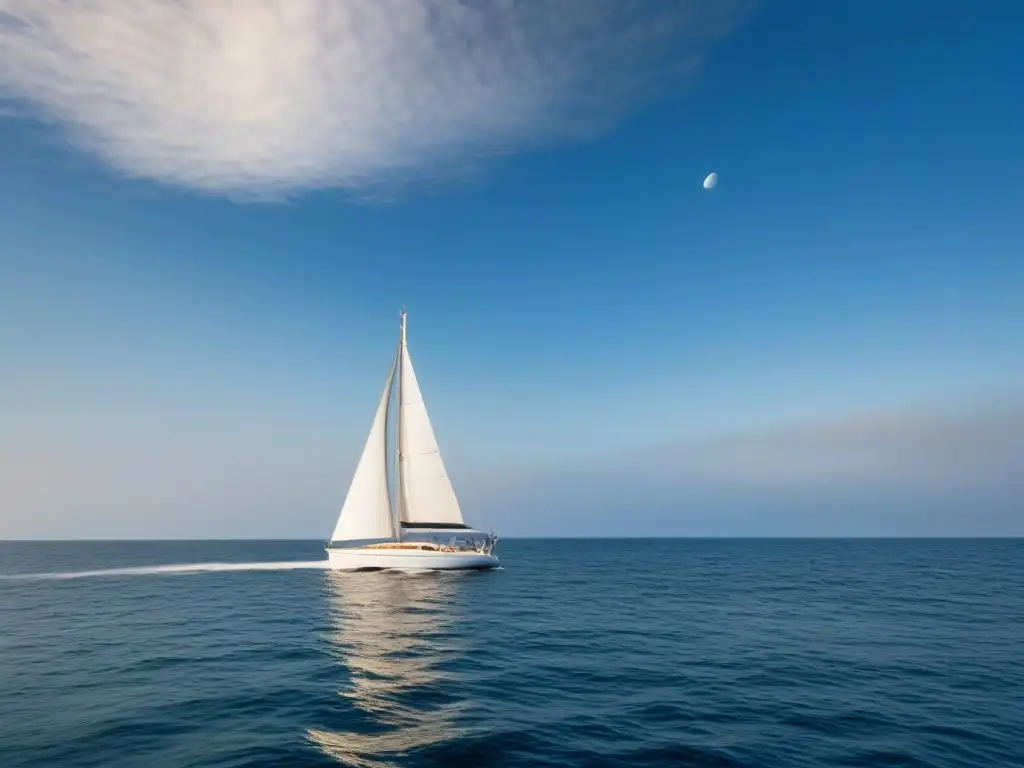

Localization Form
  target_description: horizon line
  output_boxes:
[3,536,1021,543]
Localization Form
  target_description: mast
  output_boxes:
[394,307,407,540]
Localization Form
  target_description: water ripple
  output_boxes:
[1,538,1022,767]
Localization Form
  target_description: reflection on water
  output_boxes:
[308,571,472,767]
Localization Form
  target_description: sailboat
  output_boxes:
[326,310,499,571]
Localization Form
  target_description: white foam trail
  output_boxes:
[1,561,329,581]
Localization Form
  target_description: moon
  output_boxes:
[703,172,718,190]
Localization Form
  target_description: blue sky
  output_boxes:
[1,1,1022,538]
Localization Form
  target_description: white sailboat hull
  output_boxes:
[326,547,499,571]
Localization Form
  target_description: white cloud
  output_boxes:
[0,0,749,199]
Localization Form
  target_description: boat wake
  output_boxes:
[1,560,330,581]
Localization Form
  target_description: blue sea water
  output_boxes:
[1,538,1022,768]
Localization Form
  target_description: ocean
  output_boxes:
[1,538,1022,767]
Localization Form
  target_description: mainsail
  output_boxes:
[330,351,398,542]
[397,323,465,527]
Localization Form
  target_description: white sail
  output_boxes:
[330,353,398,542]
[398,342,465,526]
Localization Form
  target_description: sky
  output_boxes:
[1,0,1022,539]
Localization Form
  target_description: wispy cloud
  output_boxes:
[468,399,1024,507]
[466,399,1024,535]
[0,0,750,199]
[634,401,1024,493]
